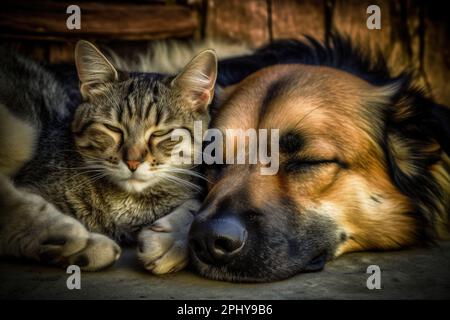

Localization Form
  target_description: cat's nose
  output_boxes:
[126,160,141,172]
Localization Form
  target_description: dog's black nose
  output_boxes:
[189,215,247,265]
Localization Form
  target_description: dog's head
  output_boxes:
[188,63,450,282]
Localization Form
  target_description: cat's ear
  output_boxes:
[75,40,120,100]
[172,49,218,112]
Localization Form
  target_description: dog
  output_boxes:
[138,35,450,282]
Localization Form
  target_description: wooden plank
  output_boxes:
[205,0,269,47]
[405,0,422,73]
[332,0,411,75]
[48,42,75,64]
[423,4,450,106]
[0,1,198,41]
[271,0,326,41]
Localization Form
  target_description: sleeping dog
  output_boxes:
[138,35,450,282]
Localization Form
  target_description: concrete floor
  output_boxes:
[1,242,450,300]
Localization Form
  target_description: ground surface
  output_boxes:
[1,242,450,300]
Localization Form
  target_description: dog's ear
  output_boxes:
[172,49,218,113]
[429,102,450,155]
[384,85,448,228]
[75,40,125,100]
[386,89,450,163]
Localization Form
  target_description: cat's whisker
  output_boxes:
[46,164,104,171]
[183,164,202,170]
[160,168,210,182]
[57,169,107,185]
[69,172,110,191]
[158,172,202,192]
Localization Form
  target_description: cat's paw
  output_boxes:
[36,214,90,264]
[137,199,200,274]
[37,215,120,271]
[0,179,120,271]
[65,233,121,271]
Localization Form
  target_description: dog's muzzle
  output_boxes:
[188,203,334,282]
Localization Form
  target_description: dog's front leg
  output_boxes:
[137,199,200,274]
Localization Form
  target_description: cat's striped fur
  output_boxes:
[0,41,217,272]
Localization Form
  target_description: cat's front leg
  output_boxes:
[0,174,121,270]
[137,199,200,274]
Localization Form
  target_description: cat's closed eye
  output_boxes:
[152,129,173,137]
[103,123,123,134]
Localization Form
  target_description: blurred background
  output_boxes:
[0,0,448,105]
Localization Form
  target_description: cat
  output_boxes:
[0,40,217,273]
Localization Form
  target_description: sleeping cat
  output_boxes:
[0,41,217,273]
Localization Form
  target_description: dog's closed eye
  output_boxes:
[284,158,337,174]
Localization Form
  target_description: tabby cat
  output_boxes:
[0,41,217,273]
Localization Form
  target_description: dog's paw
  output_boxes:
[37,215,120,271]
[137,199,199,274]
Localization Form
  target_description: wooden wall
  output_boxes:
[0,0,448,105]
[204,0,449,106]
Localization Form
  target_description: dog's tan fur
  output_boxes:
[208,64,450,258]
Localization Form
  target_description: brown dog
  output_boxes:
[187,38,450,282]
[138,36,450,282]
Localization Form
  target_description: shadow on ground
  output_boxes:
[1,242,449,299]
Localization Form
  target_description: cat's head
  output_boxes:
[72,40,217,193]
